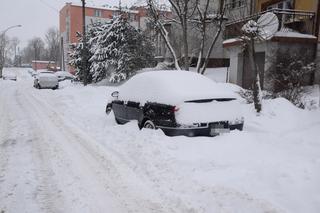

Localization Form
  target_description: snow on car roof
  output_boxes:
[38,72,58,79]
[118,70,236,105]
[55,71,74,76]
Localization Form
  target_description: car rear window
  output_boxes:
[185,98,236,103]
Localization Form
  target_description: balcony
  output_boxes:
[224,8,316,40]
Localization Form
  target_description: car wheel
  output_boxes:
[143,120,156,129]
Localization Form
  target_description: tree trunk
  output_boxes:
[147,0,181,70]
[159,26,181,70]
[196,32,204,73]
[200,0,225,75]
[182,19,189,70]
[200,24,223,75]
[249,38,262,113]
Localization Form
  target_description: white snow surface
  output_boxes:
[118,70,236,105]
[1,68,320,213]
[55,71,74,77]
[274,31,317,39]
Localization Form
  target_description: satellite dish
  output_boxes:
[257,12,279,40]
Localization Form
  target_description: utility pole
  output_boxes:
[34,42,37,71]
[81,0,88,86]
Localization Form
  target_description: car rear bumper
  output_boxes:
[159,122,244,137]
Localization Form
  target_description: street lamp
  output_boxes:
[0,25,22,34]
[0,24,22,78]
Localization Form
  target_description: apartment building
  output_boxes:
[59,3,149,73]
[223,0,320,89]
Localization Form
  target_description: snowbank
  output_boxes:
[52,77,320,213]
[3,68,320,213]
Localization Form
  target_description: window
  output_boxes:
[94,9,102,17]
[266,0,293,10]
[226,0,246,9]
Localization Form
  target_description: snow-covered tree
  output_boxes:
[89,22,112,82]
[69,33,90,82]
[90,16,155,82]
[69,22,103,83]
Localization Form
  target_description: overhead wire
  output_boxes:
[38,0,59,13]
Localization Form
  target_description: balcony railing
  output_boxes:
[225,8,316,39]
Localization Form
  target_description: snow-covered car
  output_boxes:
[30,70,38,77]
[54,71,75,82]
[2,73,17,81]
[106,71,244,137]
[34,72,59,90]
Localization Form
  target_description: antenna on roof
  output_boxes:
[241,12,279,40]
[257,12,279,40]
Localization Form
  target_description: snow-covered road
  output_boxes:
[1,68,320,213]
[0,70,156,212]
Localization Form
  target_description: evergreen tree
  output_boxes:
[90,15,155,83]
[69,22,103,83]
[89,22,112,82]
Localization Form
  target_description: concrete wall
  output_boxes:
[316,42,320,84]
[225,38,316,90]
[264,41,316,90]
[256,0,318,12]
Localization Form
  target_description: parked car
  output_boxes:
[106,71,244,137]
[54,71,75,82]
[30,70,38,77]
[34,72,59,90]
[2,73,17,81]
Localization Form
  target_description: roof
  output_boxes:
[68,3,139,14]
[31,60,56,63]
[223,31,317,48]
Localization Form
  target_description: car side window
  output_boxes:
[127,101,140,108]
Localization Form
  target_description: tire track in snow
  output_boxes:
[0,86,46,213]
[26,85,189,213]
[17,88,129,213]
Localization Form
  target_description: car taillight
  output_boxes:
[172,106,179,113]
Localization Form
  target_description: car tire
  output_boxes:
[115,117,122,124]
[143,120,156,129]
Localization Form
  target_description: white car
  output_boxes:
[34,72,59,90]
[3,74,17,81]
[54,71,75,82]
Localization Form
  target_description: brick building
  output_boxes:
[31,60,57,71]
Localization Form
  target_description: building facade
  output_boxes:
[31,60,57,71]
[223,0,320,89]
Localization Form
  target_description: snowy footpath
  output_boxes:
[1,68,320,213]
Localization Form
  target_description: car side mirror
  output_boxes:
[111,91,119,98]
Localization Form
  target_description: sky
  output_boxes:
[0,0,138,49]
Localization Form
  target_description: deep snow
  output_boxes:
[1,68,320,213]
